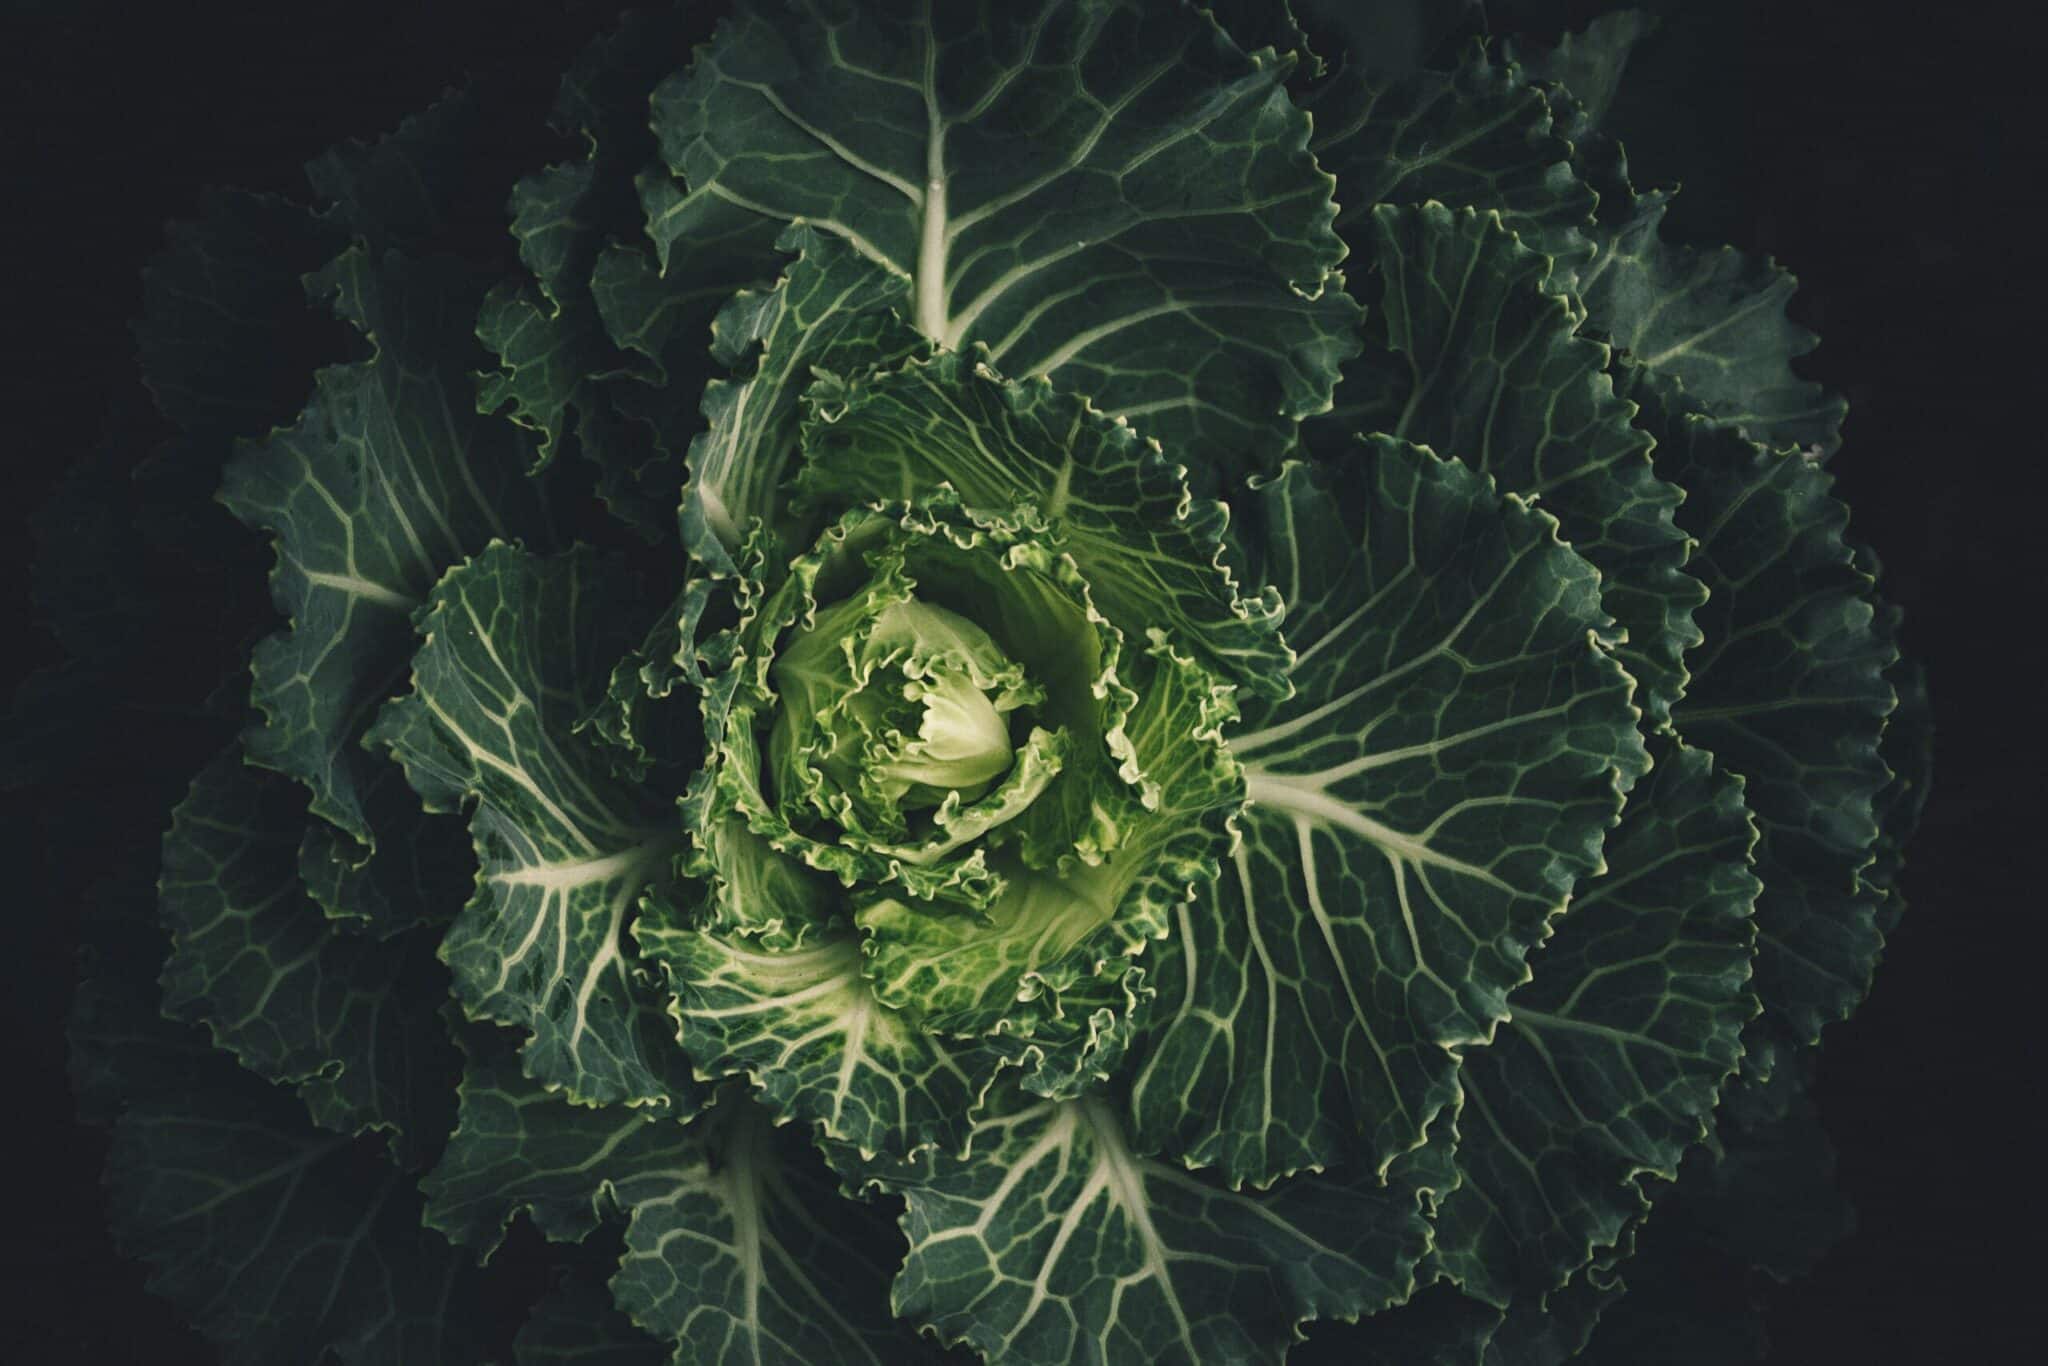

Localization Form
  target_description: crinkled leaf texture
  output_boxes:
[654,0,1359,485]
[158,749,463,1168]
[63,4,1926,1365]
[423,1030,932,1364]
[369,543,703,1111]
[1127,446,1648,1188]
[878,1087,1452,1364]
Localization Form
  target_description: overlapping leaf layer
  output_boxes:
[69,3,1925,1363]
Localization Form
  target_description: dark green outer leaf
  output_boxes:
[639,905,999,1161]
[1290,0,1482,82]
[305,87,523,255]
[653,0,1357,485]
[425,1036,936,1366]
[106,1094,480,1366]
[1429,739,1758,1306]
[1479,1226,1631,1366]
[1573,180,1846,457]
[1501,10,1658,132]
[1305,43,1595,269]
[880,1090,1452,1365]
[1626,364,1896,1079]
[295,754,475,937]
[619,177,801,472]
[680,225,921,573]
[1679,1077,1855,1285]
[369,543,701,1108]
[1556,91,1843,457]
[225,246,556,848]
[1313,202,1702,725]
[421,1024,688,1255]
[476,161,613,472]
[1568,1071,1853,1366]
[1869,648,1932,938]
[581,572,738,791]
[1319,737,1760,1361]
[549,6,699,151]
[1127,447,1648,1187]
[74,861,485,1366]
[1306,37,1846,458]
[478,12,791,540]
[1324,1208,1635,1365]
[157,749,462,1168]
[1201,0,1319,73]
[611,1096,945,1364]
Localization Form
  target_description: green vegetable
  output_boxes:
[71,3,1927,1362]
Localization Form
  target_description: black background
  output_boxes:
[2,1,2034,1361]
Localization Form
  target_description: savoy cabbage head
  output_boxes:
[65,2,1931,1362]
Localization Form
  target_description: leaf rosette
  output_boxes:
[52,3,1932,1363]
[642,353,1260,1144]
